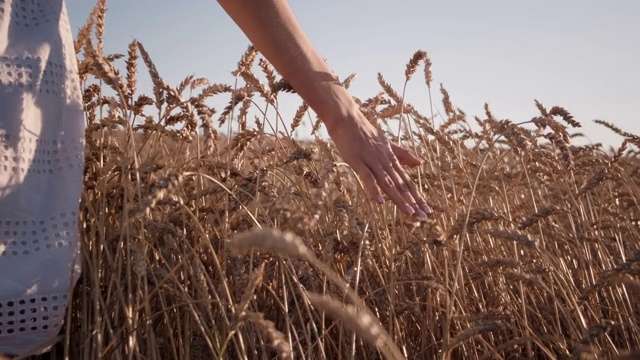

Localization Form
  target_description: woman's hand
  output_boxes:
[326,110,431,218]
[218,0,431,217]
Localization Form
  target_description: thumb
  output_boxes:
[390,143,422,167]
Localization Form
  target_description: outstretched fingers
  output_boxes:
[364,157,430,218]
[372,159,427,217]
[388,143,432,215]
[392,161,432,215]
[354,158,415,216]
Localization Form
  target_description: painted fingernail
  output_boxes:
[420,204,433,214]
[414,209,428,219]
[376,195,385,204]
[403,204,415,215]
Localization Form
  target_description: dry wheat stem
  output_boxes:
[306,292,406,360]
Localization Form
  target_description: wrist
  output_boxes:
[309,84,359,134]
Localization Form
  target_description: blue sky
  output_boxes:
[67,1,640,147]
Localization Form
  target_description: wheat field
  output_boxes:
[26,2,640,359]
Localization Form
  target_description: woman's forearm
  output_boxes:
[217,0,354,132]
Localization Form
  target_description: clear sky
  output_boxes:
[67,1,640,147]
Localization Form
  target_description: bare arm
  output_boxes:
[216,0,351,128]
[218,0,431,217]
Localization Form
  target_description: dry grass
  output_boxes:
[29,2,640,359]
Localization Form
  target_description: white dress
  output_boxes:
[0,0,84,355]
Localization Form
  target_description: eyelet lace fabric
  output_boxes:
[0,0,84,355]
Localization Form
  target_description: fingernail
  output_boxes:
[403,204,415,215]
[414,209,428,219]
[420,204,433,214]
[376,195,385,204]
